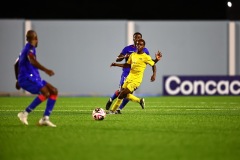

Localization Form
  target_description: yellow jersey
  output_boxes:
[126,52,155,83]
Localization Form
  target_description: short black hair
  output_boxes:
[26,30,36,42]
[137,39,145,46]
[133,32,142,37]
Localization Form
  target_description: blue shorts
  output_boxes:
[18,76,47,94]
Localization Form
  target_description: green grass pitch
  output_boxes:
[0,96,240,160]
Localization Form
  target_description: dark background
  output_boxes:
[1,0,239,20]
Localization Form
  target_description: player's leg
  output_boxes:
[117,88,137,112]
[115,98,129,114]
[42,81,58,117]
[119,98,129,110]
[106,89,120,110]
[127,94,145,109]
[110,80,132,112]
[38,81,58,127]
[106,73,125,111]
[110,88,131,112]
[17,78,47,125]
[125,82,145,109]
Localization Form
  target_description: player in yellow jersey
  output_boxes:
[109,39,162,113]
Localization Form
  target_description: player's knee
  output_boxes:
[43,91,50,98]
[118,94,124,99]
[52,87,58,95]
[118,92,127,99]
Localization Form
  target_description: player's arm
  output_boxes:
[14,58,21,90]
[14,58,19,80]
[110,62,131,68]
[116,53,130,62]
[150,51,162,82]
[27,53,54,76]
[153,50,162,63]
[151,65,157,82]
[116,53,125,62]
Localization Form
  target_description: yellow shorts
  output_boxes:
[122,79,141,92]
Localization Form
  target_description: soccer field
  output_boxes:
[0,96,240,160]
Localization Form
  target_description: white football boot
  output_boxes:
[38,116,56,127]
[17,111,29,125]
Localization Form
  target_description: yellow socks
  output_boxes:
[111,98,123,111]
[127,94,140,103]
[111,94,141,112]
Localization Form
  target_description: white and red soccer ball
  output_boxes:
[92,107,106,120]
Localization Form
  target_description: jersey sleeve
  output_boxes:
[146,55,155,66]
[27,49,35,58]
[121,46,129,55]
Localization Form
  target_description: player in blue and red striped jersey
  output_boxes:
[14,30,58,127]
[106,32,150,114]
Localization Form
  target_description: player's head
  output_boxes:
[133,32,142,46]
[26,30,38,47]
[136,39,146,52]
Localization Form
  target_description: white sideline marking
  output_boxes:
[186,108,239,110]
[0,110,91,112]
[0,108,239,112]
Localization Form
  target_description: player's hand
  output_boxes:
[45,69,54,76]
[15,81,21,90]
[155,50,162,61]
[151,74,156,82]
[110,62,116,67]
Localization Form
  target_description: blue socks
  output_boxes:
[119,98,129,110]
[25,96,44,113]
[44,95,57,116]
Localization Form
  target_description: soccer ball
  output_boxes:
[92,107,106,120]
